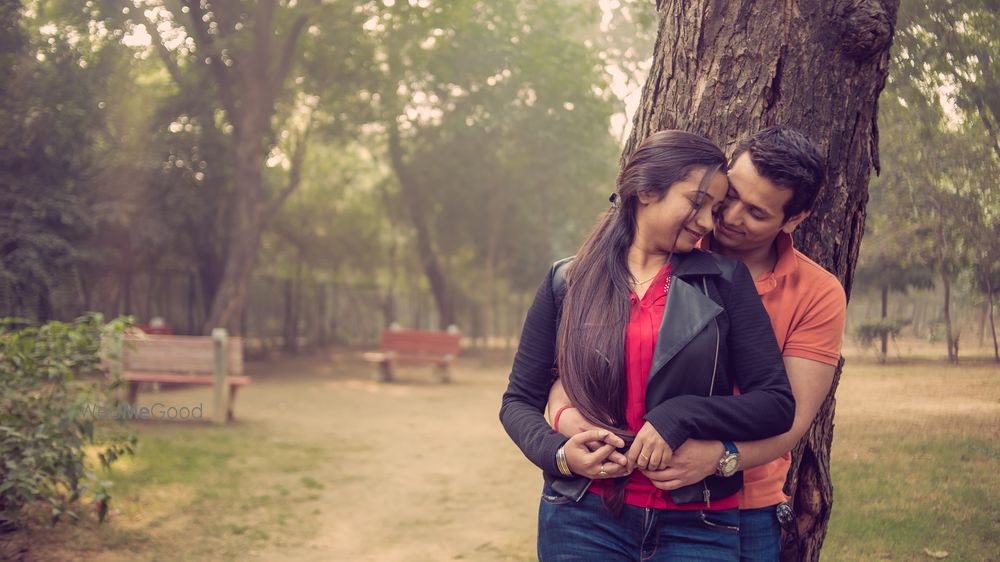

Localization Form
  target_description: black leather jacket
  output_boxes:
[499,249,794,505]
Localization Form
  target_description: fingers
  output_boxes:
[626,425,673,472]
[595,460,629,479]
[606,451,629,467]
[647,477,685,491]
[565,430,634,478]
[642,467,693,490]
[569,429,625,449]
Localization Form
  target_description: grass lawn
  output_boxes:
[823,358,999,561]
[2,351,997,561]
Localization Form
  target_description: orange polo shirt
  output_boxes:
[701,232,847,509]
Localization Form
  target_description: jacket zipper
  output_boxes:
[701,277,720,509]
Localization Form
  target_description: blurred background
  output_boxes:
[1,0,997,561]
[2,0,998,361]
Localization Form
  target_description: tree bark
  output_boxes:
[626,2,898,559]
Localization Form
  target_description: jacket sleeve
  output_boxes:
[643,262,795,450]
[499,265,571,477]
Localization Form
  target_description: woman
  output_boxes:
[499,130,794,561]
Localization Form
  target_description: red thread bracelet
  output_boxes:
[552,404,575,433]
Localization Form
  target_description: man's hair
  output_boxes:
[730,127,825,219]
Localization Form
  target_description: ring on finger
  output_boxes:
[599,463,608,477]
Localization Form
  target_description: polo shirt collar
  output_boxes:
[772,231,798,279]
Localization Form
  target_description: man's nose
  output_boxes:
[721,202,742,226]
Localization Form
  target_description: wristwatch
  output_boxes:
[715,440,740,477]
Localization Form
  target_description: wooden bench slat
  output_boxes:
[122,373,251,385]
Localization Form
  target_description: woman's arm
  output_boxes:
[641,262,795,451]
[500,265,626,478]
[499,265,568,476]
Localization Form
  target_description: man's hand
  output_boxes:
[564,429,632,479]
[626,421,673,471]
[642,439,723,490]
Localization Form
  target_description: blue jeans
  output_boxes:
[537,486,740,561]
[739,506,780,562]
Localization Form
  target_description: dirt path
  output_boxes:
[244,351,540,561]
[7,351,998,561]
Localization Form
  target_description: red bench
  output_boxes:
[363,328,461,383]
[120,330,250,423]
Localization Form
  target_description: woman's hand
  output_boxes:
[563,429,631,479]
[641,439,722,490]
[626,422,673,471]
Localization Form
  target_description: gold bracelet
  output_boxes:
[555,445,573,477]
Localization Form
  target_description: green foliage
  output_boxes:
[371,0,620,292]
[0,314,136,528]
[0,2,118,319]
[854,318,906,350]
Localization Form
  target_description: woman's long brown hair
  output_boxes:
[556,130,726,511]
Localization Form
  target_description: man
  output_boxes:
[549,127,847,560]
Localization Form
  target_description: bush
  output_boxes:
[855,319,907,361]
[0,314,136,528]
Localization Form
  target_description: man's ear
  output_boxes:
[781,210,811,234]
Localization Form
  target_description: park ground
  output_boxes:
[2,343,998,562]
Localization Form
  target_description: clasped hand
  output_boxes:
[562,419,677,479]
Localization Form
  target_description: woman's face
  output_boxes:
[633,167,729,254]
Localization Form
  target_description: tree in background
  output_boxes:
[894,0,1000,159]
[625,1,898,558]
[852,210,933,361]
[879,0,1000,363]
[0,2,121,321]
[369,0,619,329]
[94,0,374,335]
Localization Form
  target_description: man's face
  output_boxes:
[713,153,809,253]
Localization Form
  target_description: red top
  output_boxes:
[588,262,739,511]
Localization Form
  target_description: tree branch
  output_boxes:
[182,0,242,128]
[124,0,183,87]
[261,116,314,224]
[268,13,310,108]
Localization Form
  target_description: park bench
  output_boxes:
[120,329,249,423]
[363,327,461,383]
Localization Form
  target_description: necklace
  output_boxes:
[630,272,659,287]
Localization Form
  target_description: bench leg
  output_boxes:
[374,361,393,383]
[227,385,240,422]
[433,364,450,384]
[126,381,140,406]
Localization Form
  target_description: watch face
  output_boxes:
[720,455,739,476]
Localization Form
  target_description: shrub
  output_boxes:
[855,318,907,361]
[0,314,136,528]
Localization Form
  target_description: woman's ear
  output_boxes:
[636,190,656,205]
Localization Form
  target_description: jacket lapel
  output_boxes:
[647,275,723,379]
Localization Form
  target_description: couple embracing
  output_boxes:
[500,127,846,561]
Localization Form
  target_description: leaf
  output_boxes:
[923,548,950,559]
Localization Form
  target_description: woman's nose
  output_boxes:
[695,206,715,231]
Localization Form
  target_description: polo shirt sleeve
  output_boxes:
[783,274,847,367]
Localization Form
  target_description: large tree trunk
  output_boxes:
[386,122,456,329]
[626,2,898,559]
[880,284,889,362]
[988,278,999,363]
[203,173,265,334]
[942,268,956,362]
